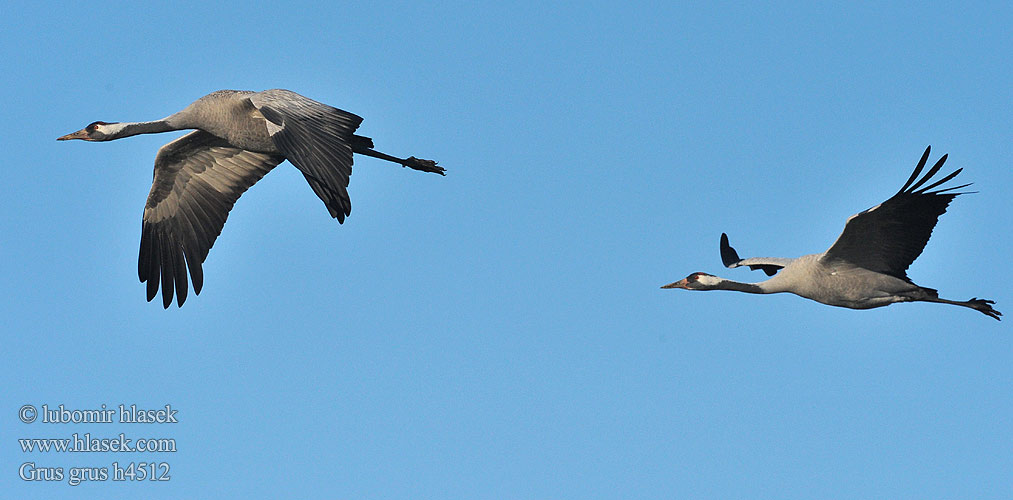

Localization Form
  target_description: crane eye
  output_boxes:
[85,121,110,132]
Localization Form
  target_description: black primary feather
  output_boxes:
[822,146,972,280]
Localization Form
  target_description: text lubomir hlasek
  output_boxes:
[39,404,178,424]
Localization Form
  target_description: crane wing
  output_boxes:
[140,131,284,308]
[719,233,791,276]
[821,146,970,280]
[249,89,363,223]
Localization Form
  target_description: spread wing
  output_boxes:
[249,89,363,222]
[140,130,284,308]
[820,146,970,280]
[719,233,791,276]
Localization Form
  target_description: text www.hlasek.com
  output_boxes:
[20,433,176,453]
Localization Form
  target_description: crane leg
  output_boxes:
[922,296,1002,321]
[351,135,445,175]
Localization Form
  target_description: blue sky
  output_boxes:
[2,1,1010,498]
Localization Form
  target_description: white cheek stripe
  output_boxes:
[697,275,722,286]
[97,123,128,136]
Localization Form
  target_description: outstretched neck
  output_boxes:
[106,119,179,139]
[713,278,767,294]
[104,111,194,139]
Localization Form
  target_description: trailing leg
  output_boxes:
[920,296,1001,320]
[351,135,445,175]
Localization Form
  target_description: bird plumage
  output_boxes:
[59,89,445,308]
[662,147,1000,320]
[821,147,969,280]
[139,130,284,307]
[251,89,363,221]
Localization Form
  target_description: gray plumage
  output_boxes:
[59,89,445,308]
[662,147,1000,321]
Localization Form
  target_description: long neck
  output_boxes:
[713,278,767,294]
[108,119,179,139]
[105,110,195,139]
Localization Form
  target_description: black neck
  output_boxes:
[717,279,766,294]
[115,120,177,138]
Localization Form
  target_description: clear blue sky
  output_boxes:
[3,2,1010,498]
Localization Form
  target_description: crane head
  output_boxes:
[57,121,120,141]
[661,272,720,290]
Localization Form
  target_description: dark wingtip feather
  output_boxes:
[138,226,151,282]
[175,275,187,308]
[720,233,741,268]
[907,153,948,193]
[145,228,160,302]
[159,229,175,309]
[184,248,204,296]
[899,146,931,194]
[146,278,158,302]
[170,241,188,308]
[914,167,961,194]
[191,261,204,296]
[930,182,975,195]
[161,262,174,308]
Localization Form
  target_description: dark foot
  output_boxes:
[969,298,1001,321]
[404,157,446,176]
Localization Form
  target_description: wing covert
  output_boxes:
[250,89,364,222]
[139,130,284,308]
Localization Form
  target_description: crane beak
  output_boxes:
[660,278,689,289]
[57,129,91,141]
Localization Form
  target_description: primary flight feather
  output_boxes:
[662,147,1000,320]
[59,89,445,308]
